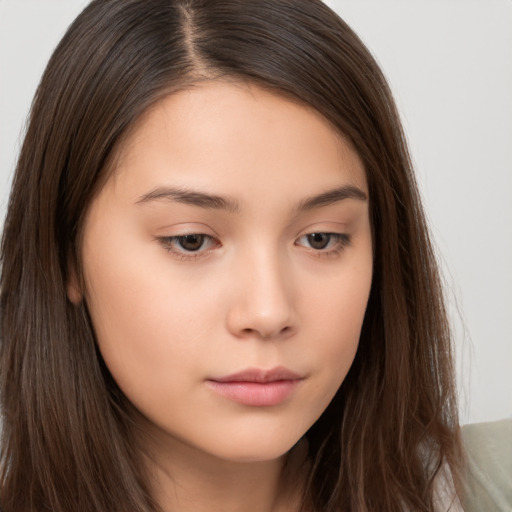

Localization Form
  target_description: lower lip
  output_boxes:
[207,380,300,406]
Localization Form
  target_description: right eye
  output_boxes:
[157,234,219,259]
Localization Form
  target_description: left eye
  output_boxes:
[296,232,350,251]
[174,234,209,251]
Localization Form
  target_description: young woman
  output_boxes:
[0,1,465,511]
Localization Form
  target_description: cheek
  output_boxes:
[312,292,366,380]
[296,251,373,415]
[307,246,372,349]
[81,226,220,405]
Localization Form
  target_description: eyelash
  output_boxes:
[157,232,351,261]
[157,234,219,260]
[295,233,351,258]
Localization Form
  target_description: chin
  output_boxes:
[197,429,304,464]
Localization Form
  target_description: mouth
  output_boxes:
[206,366,303,407]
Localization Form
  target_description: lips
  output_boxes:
[206,366,303,406]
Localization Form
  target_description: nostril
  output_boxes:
[240,325,293,340]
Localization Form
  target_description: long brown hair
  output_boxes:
[0,1,463,510]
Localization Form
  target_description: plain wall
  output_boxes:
[1,0,511,424]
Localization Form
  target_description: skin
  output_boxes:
[71,81,373,512]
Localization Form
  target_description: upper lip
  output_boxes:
[209,366,302,383]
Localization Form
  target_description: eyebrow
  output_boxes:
[295,185,367,211]
[136,184,367,212]
[136,187,240,213]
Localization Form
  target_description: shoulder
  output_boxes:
[460,418,512,512]
[432,462,464,511]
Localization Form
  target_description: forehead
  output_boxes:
[108,81,367,204]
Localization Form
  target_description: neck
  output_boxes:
[142,433,307,512]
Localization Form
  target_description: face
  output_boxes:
[74,82,373,464]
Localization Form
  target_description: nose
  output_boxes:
[225,248,297,340]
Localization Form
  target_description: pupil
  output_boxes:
[308,233,330,249]
[179,235,204,251]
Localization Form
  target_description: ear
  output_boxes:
[66,255,83,304]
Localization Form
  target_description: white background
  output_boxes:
[0,0,511,424]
